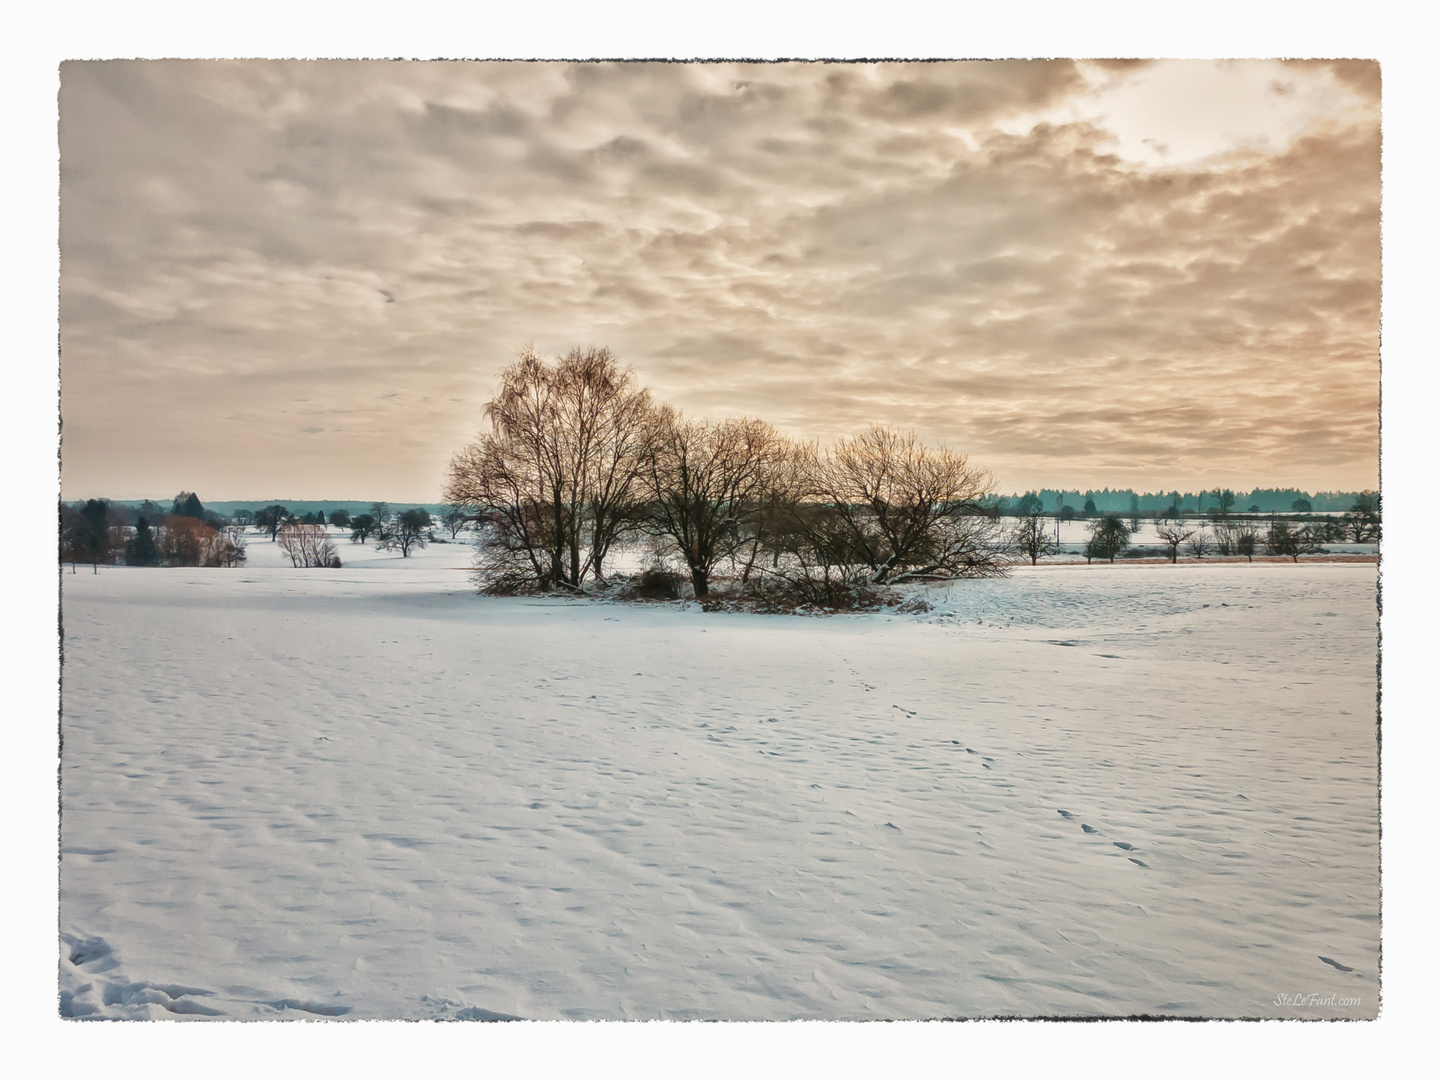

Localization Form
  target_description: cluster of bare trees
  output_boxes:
[278,523,341,568]
[444,346,1006,603]
[444,346,658,592]
[1156,518,1319,563]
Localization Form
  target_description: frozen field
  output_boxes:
[58,536,1380,1019]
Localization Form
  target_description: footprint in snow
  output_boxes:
[67,937,114,968]
[1319,956,1356,973]
[1128,858,1148,868]
[1113,841,1135,851]
[1081,824,1099,834]
[1057,810,1073,819]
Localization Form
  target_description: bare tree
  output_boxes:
[254,505,290,542]
[641,409,790,599]
[1343,491,1380,543]
[208,527,248,567]
[1155,520,1194,564]
[445,345,656,592]
[159,515,213,567]
[1213,521,1237,556]
[279,523,339,568]
[805,426,1003,584]
[767,498,876,605]
[1011,512,1060,565]
[1266,519,1321,562]
[441,506,468,539]
[1186,527,1214,559]
[1234,526,1258,562]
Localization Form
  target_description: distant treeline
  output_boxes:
[80,490,1374,520]
[88,499,452,520]
[990,488,1375,515]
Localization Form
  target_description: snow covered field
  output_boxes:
[59,535,1380,1019]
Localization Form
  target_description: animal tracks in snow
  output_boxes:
[1054,811,1150,869]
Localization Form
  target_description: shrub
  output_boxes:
[631,567,685,600]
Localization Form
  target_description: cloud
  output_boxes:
[58,59,1379,499]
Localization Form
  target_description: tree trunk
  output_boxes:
[690,564,709,598]
[740,537,761,584]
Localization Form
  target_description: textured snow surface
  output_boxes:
[59,540,1379,1019]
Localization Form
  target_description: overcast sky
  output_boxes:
[58,59,1380,502]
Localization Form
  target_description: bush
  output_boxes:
[700,575,892,614]
[630,567,685,600]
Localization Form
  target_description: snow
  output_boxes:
[59,533,1379,1019]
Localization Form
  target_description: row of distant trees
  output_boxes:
[444,346,1005,604]
[1010,507,1376,566]
[59,493,455,571]
[253,503,439,561]
[59,492,246,572]
[999,487,1377,517]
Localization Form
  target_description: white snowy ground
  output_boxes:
[59,533,1380,1020]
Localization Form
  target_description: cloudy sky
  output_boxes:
[58,58,1380,502]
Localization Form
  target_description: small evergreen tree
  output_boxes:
[171,492,205,519]
[76,499,113,572]
[124,515,160,566]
